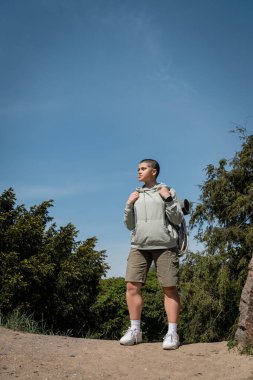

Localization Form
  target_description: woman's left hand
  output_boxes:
[158,187,171,199]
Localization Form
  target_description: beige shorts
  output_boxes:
[125,247,179,287]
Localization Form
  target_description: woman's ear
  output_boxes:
[152,168,157,178]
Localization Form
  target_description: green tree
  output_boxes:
[179,129,253,342]
[53,237,108,335]
[0,188,109,336]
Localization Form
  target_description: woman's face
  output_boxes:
[138,162,157,183]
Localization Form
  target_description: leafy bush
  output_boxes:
[0,189,109,336]
[178,253,240,342]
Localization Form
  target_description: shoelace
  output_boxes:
[163,332,176,341]
[124,328,140,343]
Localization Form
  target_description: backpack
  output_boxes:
[168,198,190,254]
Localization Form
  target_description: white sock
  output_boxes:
[131,320,141,332]
[168,322,177,334]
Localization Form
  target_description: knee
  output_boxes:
[163,286,178,296]
[126,282,142,295]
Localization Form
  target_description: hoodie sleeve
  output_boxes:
[164,188,184,226]
[124,203,135,230]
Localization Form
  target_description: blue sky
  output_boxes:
[1,0,252,277]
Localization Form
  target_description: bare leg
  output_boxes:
[120,282,143,345]
[126,282,143,320]
[163,286,180,323]
[162,286,180,349]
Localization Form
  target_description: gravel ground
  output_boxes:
[0,327,253,380]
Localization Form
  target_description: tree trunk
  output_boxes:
[235,256,253,345]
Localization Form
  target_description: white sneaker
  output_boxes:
[162,332,180,350]
[120,328,142,346]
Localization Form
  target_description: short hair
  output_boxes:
[140,159,160,178]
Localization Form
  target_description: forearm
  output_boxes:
[164,188,184,225]
[165,200,184,225]
[124,203,135,230]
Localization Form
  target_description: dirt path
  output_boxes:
[0,327,253,380]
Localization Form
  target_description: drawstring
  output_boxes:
[138,184,162,223]
[143,191,147,222]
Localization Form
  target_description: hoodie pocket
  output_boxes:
[133,220,176,246]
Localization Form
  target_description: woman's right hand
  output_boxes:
[127,191,139,205]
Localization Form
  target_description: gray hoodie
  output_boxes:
[124,183,184,250]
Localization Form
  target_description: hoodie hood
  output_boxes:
[136,183,167,193]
